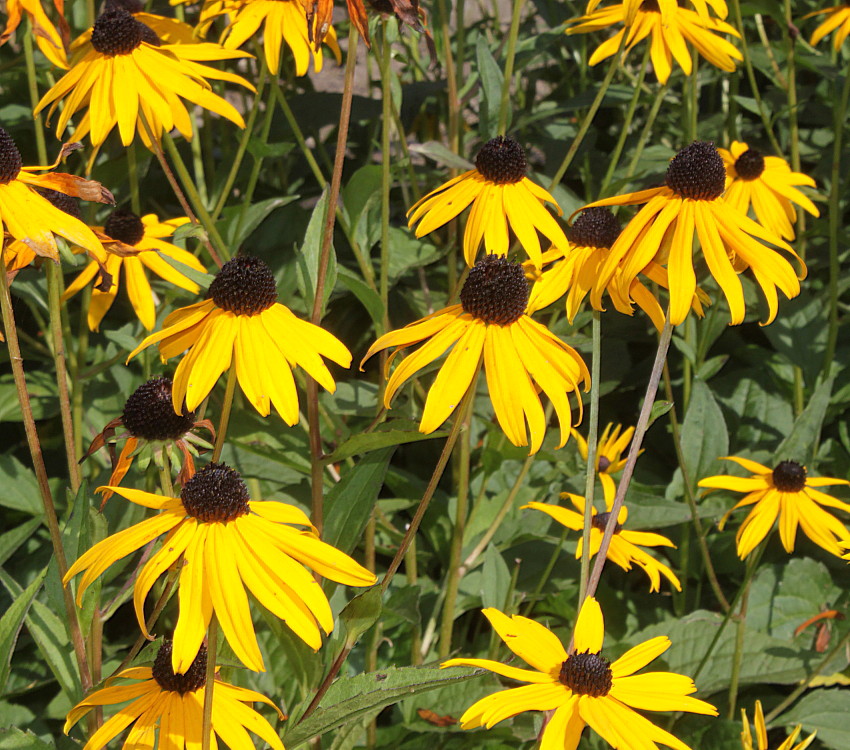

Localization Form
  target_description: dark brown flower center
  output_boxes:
[772,460,807,493]
[209,255,278,316]
[640,0,660,11]
[474,136,527,184]
[460,255,528,325]
[0,127,23,185]
[665,141,726,200]
[569,208,621,250]
[104,208,145,245]
[38,189,83,220]
[122,376,195,441]
[181,463,250,522]
[591,511,622,534]
[597,456,611,472]
[152,640,207,688]
[91,8,145,55]
[734,148,765,181]
[559,651,613,697]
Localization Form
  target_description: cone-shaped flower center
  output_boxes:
[122,376,195,440]
[591,510,622,534]
[597,456,612,472]
[0,127,23,185]
[152,640,207,690]
[559,651,613,697]
[569,208,621,249]
[665,141,726,201]
[209,255,278,316]
[91,9,145,55]
[460,255,528,325]
[39,189,83,220]
[734,148,765,181]
[104,208,145,245]
[640,0,660,11]
[105,0,145,13]
[181,463,250,522]
[474,136,528,185]
[772,460,807,492]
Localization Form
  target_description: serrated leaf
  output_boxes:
[0,728,54,750]
[341,587,382,646]
[781,688,850,750]
[0,567,47,694]
[284,665,485,748]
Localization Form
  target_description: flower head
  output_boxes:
[0,127,109,263]
[527,207,708,331]
[442,598,716,749]
[62,208,206,331]
[64,462,377,673]
[361,255,589,454]
[407,135,569,269]
[570,422,637,505]
[740,700,816,750]
[64,639,285,749]
[578,141,806,326]
[699,456,850,558]
[585,0,728,23]
[804,3,850,50]
[568,1,742,85]
[719,141,819,241]
[127,254,352,423]
[35,7,254,148]
[0,0,68,68]
[524,493,681,592]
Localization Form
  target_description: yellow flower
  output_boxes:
[65,639,285,749]
[70,0,198,48]
[361,256,589,454]
[719,141,820,241]
[805,3,850,50]
[64,463,377,673]
[0,0,68,67]
[407,135,569,269]
[570,422,635,505]
[568,1,742,85]
[0,128,108,263]
[524,493,681,592]
[127,254,352,423]
[740,700,816,750]
[35,7,254,148]
[585,0,728,23]
[62,209,206,331]
[215,0,342,75]
[579,141,806,326]
[526,207,708,331]
[442,598,716,749]
[698,456,850,559]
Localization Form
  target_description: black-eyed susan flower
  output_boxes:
[585,0,728,23]
[70,0,197,48]
[442,597,716,748]
[740,700,816,750]
[0,0,68,67]
[127,254,352,422]
[83,376,214,505]
[570,421,635,506]
[62,208,206,331]
[35,7,254,148]
[568,1,742,85]
[361,255,589,454]
[214,0,341,75]
[805,3,850,50]
[526,207,708,332]
[64,639,285,749]
[524,493,681,592]
[699,456,850,559]
[0,127,109,263]
[64,462,377,673]
[407,136,569,269]
[580,141,806,326]
[719,141,820,241]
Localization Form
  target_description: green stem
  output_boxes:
[727,555,755,719]
[624,81,669,183]
[23,27,48,165]
[201,616,218,750]
[127,143,141,215]
[379,20,393,333]
[211,365,237,463]
[578,312,601,603]
[497,0,524,135]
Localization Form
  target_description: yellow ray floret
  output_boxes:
[740,700,816,750]
[804,4,850,50]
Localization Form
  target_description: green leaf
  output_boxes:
[341,587,382,646]
[336,267,384,331]
[775,376,833,465]
[157,253,215,292]
[283,665,485,748]
[342,165,383,248]
[647,400,673,429]
[476,37,505,139]
[0,455,43,515]
[246,139,296,160]
[325,427,447,464]
[781,688,850,750]
[480,544,510,609]
[296,188,337,317]
[323,447,394,555]
[0,728,54,750]
[408,142,474,172]
[221,196,300,249]
[679,379,728,487]
[0,519,41,568]
[0,566,47,695]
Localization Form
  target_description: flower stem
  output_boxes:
[582,319,673,605]
[201,615,218,750]
[211,365,237,463]
[379,20,393,333]
[307,25,360,533]
[578,311,602,603]
[497,0,525,135]
[726,554,755,719]
[23,27,48,165]
[0,257,93,694]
